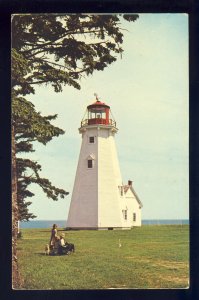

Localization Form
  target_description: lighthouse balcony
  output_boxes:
[81,118,116,127]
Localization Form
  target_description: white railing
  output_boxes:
[81,118,116,127]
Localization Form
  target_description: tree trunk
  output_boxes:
[12,124,22,288]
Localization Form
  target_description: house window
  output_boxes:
[89,136,95,143]
[133,213,136,222]
[122,210,127,220]
[87,159,93,168]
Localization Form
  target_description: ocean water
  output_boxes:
[19,219,189,229]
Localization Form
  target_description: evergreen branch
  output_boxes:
[21,29,106,55]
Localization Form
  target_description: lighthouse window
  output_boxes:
[120,186,123,196]
[89,136,95,143]
[87,159,93,168]
[122,210,127,220]
[118,186,123,196]
[133,213,136,222]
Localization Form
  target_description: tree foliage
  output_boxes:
[13,94,69,221]
[12,14,139,94]
[17,157,68,221]
[13,95,65,145]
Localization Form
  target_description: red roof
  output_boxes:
[87,100,110,110]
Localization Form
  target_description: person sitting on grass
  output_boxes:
[58,233,68,255]
[58,233,75,255]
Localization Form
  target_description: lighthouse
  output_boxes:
[66,96,143,230]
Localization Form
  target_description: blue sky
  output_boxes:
[22,13,189,221]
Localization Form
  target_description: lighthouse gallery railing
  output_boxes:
[81,118,116,127]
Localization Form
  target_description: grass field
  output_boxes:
[17,225,189,290]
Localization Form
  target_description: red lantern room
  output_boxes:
[81,95,116,128]
[87,100,110,125]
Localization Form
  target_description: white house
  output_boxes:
[119,180,142,227]
[66,97,143,229]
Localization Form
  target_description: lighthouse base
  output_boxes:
[65,226,132,231]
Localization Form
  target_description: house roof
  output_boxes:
[123,185,143,208]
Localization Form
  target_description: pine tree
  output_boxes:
[13,95,69,221]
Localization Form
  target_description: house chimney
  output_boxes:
[128,180,132,186]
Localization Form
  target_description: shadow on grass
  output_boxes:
[34,230,51,233]
[37,252,49,256]
[36,252,73,257]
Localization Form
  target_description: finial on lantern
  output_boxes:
[94,93,100,102]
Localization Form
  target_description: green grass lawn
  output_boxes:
[17,225,189,290]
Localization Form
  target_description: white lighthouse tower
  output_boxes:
[67,96,142,229]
